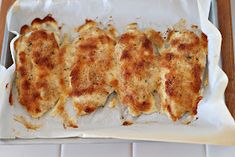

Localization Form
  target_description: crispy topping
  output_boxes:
[20,25,30,35]
[70,20,117,115]
[15,17,62,118]
[115,25,159,116]
[157,29,207,121]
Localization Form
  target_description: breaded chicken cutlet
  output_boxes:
[114,23,162,116]
[157,29,208,121]
[14,15,62,118]
[70,20,117,116]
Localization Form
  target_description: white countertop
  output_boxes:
[0,1,235,157]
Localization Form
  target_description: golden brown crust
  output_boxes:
[31,15,57,26]
[70,20,117,116]
[15,15,69,119]
[20,14,59,35]
[157,29,208,121]
[115,25,160,116]
[20,25,31,35]
[15,29,61,118]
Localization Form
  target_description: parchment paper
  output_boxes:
[0,0,235,145]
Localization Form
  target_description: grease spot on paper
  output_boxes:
[14,115,42,130]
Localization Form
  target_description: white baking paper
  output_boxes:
[0,0,235,145]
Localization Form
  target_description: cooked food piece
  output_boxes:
[70,20,117,116]
[157,29,208,121]
[15,16,62,118]
[114,23,161,116]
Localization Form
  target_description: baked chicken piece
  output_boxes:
[70,20,117,115]
[157,28,208,121]
[14,15,62,118]
[114,24,162,116]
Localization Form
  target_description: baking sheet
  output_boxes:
[0,0,235,145]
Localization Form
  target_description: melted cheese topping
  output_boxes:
[70,20,117,116]
[157,30,208,121]
[114,24,160,116]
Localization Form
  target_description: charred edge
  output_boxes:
[9,87,13,106]
[31,14,57,26]
[20,25,30,35]
[122,121,133,126]
[167,105,177,121]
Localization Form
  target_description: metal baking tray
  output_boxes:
[0,0,219,144]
